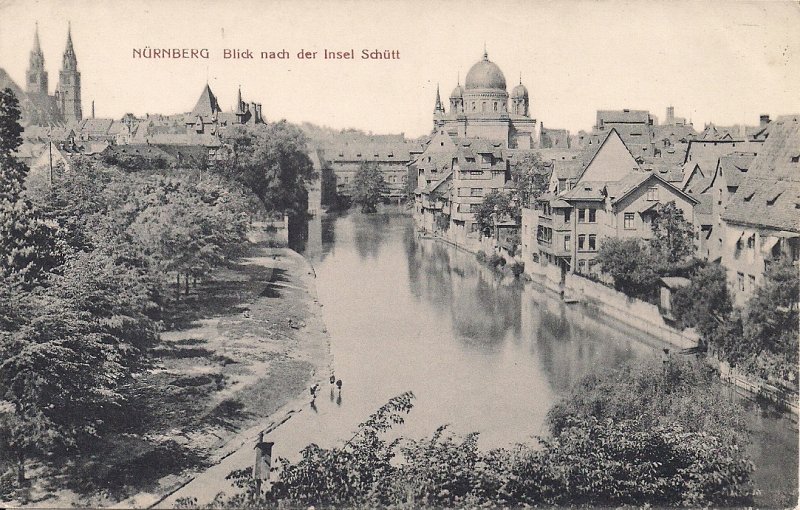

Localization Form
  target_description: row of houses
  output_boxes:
[413,109,799,307]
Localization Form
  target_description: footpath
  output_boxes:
[15,239,332,509]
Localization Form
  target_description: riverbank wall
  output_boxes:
[419,228,798,415]
[424,230,698,350]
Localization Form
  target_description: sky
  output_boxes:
[0,0,799,138]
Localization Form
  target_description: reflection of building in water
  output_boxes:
[520,285,657,393]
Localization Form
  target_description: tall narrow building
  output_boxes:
[57,24,82,123]
[26,23,48,97]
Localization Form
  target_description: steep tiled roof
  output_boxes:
[717,153,755,188]
[597,109,651,125]
[562,180,606,201]
[191,84,222,117]
[641,160,683,182]
[77,118,114,135]
[695,193,714,228]
[721,115,800,232]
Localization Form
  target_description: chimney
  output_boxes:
[666,106,674,126]
[91,100,95,119]
[759,114,770,128]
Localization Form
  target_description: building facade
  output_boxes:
[433,51,537,149]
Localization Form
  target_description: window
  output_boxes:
[578,260,586,273]
[647,187,658,201]
[564,209,571,222]
[588,234,597,251]
[624,212,635,229]
[470,188,483,197]
[747,234,755,250]
[737,272,745,291]
[748,274,756,292]
[578,234,585,249]
[588,208,596,223]
[493,102,498,111]
[578,209,586,222]
[564,235,571,251]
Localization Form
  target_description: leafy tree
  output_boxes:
[741,257,799,380]
[473,191,517,237]
[351,162,386,213]
[649,201,696,265]
[0,199,65,285]
[547,356,749,447]
[596,237,659,300]
[0,288,133,484]
[0,88,27,202]
[0,88,65,286]
[510,152,550,208]
[218,122,314,220]
[671,262,732,338]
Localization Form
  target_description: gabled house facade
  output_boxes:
[522,129,698,279]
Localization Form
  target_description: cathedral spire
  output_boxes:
[33,22,42,54]
[27,22,48,96]
[62,22,78,70]
[434,83,444,114]
[483,42,488,60]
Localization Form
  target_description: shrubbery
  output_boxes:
[203,357,754,509]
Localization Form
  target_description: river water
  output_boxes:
[291,208,797,505]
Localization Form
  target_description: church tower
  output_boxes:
[26,23,48,97]
[510,75,529,116]
[433,84,445,130]
[57,24,82,123]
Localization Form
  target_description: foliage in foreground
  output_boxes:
[192,358,754,509]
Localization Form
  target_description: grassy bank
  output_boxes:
[10,241,331,507]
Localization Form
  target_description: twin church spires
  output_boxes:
[26,22,82,124]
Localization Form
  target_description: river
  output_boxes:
[290,208,797,505]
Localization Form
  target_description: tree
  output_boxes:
[0,88,27,202]
[0,287,133,484]
[217,122,314,220]
[672,262,732,338]
[202,372,754,508]
[511,152,550,208]
[473,191,517,237]
[351,162,386,213]
[649,201,696,265]
[547,356,749,447]
[741,257,799,380]
[0,88,65,286]
[596,237,659,300]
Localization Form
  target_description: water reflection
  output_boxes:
[301,208,797,503]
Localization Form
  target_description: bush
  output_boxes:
[475,251,487,263]
[487,253,505,268]
[205,359,755,508]
[509,261,525,277]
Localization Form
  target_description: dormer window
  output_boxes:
[791,155,799,163]
[767,192,782,205]
[743,191,755,202]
